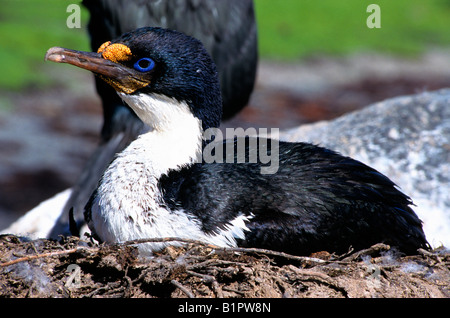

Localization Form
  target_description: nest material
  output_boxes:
[0,235,448,298]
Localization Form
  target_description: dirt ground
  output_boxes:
[1,234,448,298]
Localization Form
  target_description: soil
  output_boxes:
[1,235,449,298]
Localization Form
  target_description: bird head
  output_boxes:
[45,27,223,131]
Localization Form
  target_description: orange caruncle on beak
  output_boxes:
[97,41,133,63]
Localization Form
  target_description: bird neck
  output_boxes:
[118,92,203,175]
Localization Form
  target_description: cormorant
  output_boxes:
[45,27,430,255]
[48,0,257,237]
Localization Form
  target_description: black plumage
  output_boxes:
[159,137,429,255]
[49,0,257,237]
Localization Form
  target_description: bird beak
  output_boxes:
[45,47,149,94]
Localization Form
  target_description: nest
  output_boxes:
[0,234,448,298]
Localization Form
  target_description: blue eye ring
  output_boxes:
[133,57,155,72]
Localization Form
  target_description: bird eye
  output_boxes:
[133,57,155,72]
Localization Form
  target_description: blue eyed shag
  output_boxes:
[48,0,258,238]
[45,27,430,255]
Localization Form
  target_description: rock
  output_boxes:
[281,88,450,249]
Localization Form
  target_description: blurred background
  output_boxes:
[0,0,449,229]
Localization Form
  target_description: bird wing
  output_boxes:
[158,138,429,254]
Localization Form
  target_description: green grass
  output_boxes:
[0,0,449,91]
[0,0,89,90]
[255,0,450,59]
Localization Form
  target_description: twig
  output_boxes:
[29,242,39,255]
[222,286,245,296]
[341,243,390,262]
[188,258,249,270]
[171,279,195,298]
[219,246,328,265]
[186,270,224,298]
[121,237,219,248]
[418,248,443,265]
[123,275,133,298]
[287,265,348,297]
[86,281,122,298]
[121,237,328,265]
[0,247,93,267]
[1,248,77,267]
